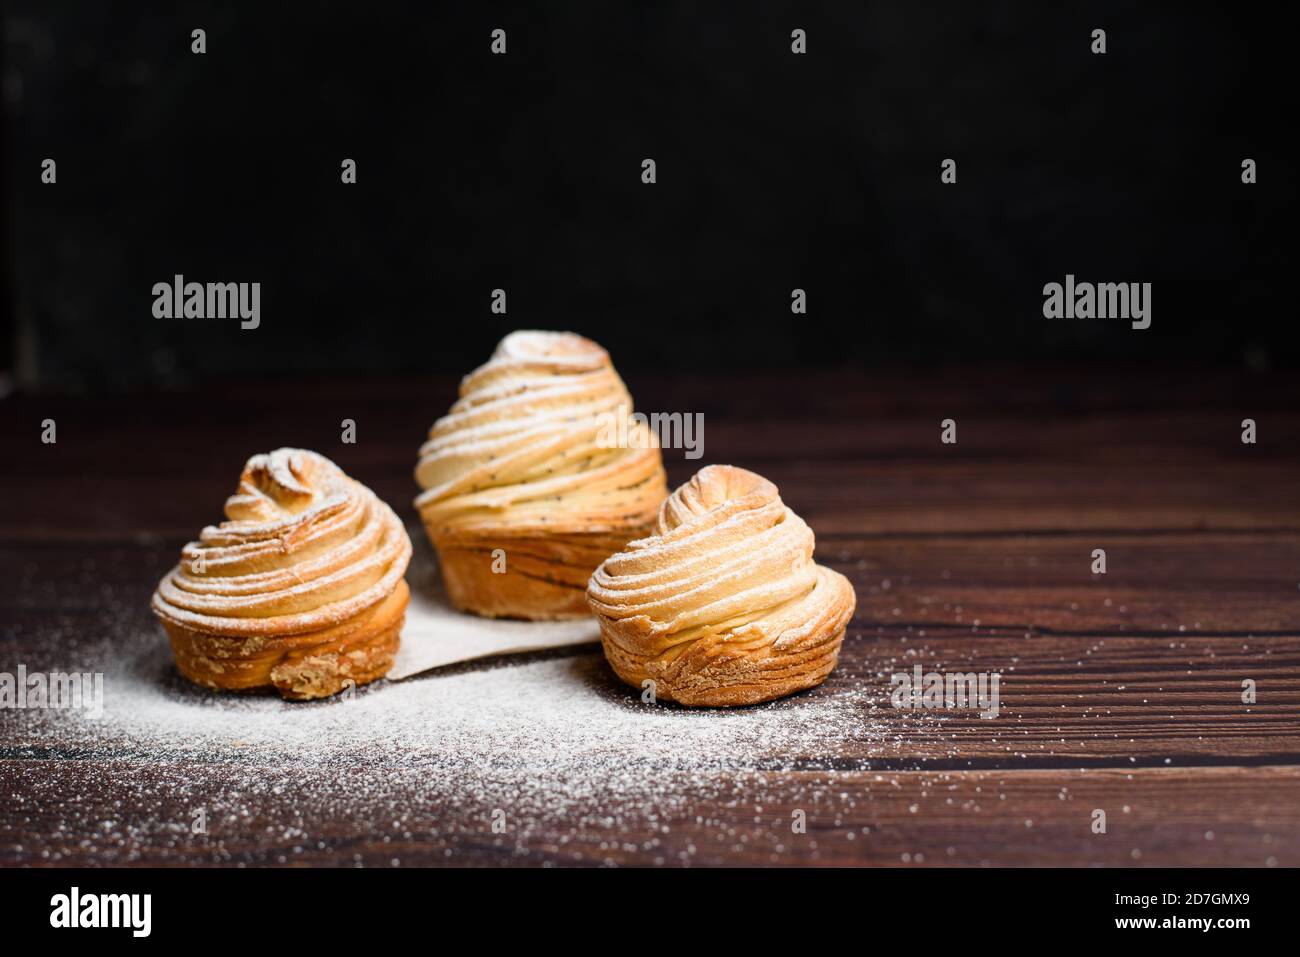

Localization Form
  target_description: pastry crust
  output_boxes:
[587,465,856,706]
[414,330,668,619]
[152,448,412,700]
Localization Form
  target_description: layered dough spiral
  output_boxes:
[152,448,412,700]
[415,330,667,619]
[587,465,855,706]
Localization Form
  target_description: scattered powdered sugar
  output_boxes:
[5,621,908,865]
[37,642,885,767]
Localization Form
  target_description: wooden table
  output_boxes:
[2,365,1298,866]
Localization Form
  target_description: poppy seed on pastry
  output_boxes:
[413,330,668,620]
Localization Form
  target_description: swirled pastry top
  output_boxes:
[414,330,665,534]
[153,448,411,637]
[587,465,840,645]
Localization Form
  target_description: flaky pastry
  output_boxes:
[587,465,855,706]
[414,330,668,619]
[152,448,412,700]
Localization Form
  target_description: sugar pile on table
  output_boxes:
[7,635,910,865]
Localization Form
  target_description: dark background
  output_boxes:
[2,1,1295,392]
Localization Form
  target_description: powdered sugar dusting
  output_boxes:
[41,646,882,764]
[5,619,903,865]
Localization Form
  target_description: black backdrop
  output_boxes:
[3,1,1295,390]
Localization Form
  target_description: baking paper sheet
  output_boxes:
[387,543,599,680]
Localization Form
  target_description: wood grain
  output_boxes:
[1,367,1298,866]
[1,761,1293,867]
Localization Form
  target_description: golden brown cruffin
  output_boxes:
[587,464,856,706]
[152,448,412,700]
[414,330,668,620]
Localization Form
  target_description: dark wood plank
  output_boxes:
[4,369,1298,538]
[4,460,1297,539]
[848,532,1300,633]
[2,761,1294,867]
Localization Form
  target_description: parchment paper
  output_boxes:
[387,545,599,680]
